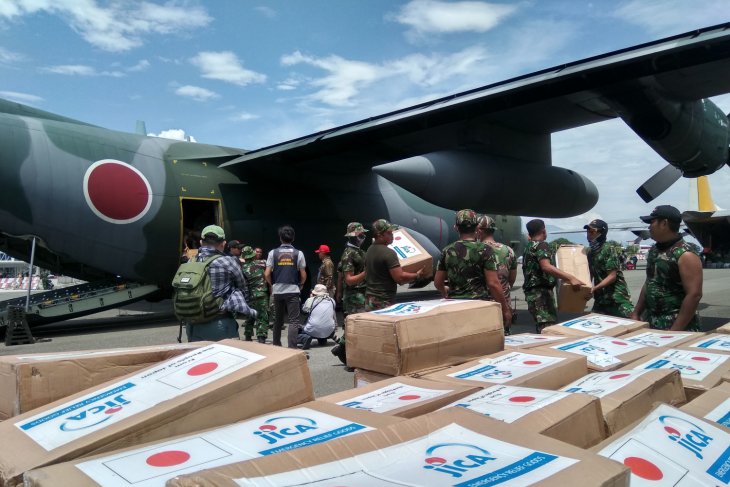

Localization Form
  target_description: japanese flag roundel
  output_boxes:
[83,159,152,224]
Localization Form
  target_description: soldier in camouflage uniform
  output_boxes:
[523,219,585,332]
[434,209,512,326]
[631,206,702,331]
[314,244,336,297]
[241,245,270,342]
[584,219,633,317]
[477,215,517,332]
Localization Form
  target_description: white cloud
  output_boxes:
[229,111,259,122]
[0,0,212,52]
[190,51,266,87]
[175,85,219,102]
[390,0,517,37]
[0,90,43,104]
[40,64,124,77]
[613,0,730,36]
[0,47,24,64]
[255,6,276,18]
[128,59,150,72]
[148,129,197,142]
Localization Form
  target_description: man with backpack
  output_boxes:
[172,225,257,342]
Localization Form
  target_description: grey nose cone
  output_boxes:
[373,156,435,196]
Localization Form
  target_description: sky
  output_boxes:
[1,0,729,245]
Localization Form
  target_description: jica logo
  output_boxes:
[480,368,512,380]
[659,415,713,459]
[59,394,130,431]
[579,321,603,329]
[670,364,701,376]
[423,443,496,478]
[253,415,318,445]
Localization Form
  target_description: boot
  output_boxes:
[257,336,266,344]
[244,335,253,342]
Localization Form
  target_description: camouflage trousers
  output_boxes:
[592,300,634,319]
[645,311,701,332]
[343,289,368,316]
[365,294,394,312]
[244,296,270,338]
[524,287,557,331]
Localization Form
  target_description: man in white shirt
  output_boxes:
[298,284,337,350]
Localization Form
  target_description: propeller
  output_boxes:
[636,164,683,203]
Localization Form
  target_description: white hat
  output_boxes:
[311,284,328,296]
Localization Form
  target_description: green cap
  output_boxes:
[477,214,496,230]
[201,225,225,240]
[455,209,478,226]
[344,222,368,237]
[242,245,256,259]
[372,219,399,235]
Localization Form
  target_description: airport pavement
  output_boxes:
[1,268,729,397]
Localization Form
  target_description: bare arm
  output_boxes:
[592,269,617,293]
[485,269,512,324]
[671,252,703,330]
[630,283,647,321]
[298,268,307,288]
[264,267,272,287]
[508,269,517,288]
[433,270,448,298]
[344,270,366,287]
[539,258,584,290]
[389,265,424,285]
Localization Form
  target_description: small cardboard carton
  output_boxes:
[683,333,730,354]
[627,347,730,401]
[594,404,730,486]
[345,299,504,376]
[320,376,479,419]
[621,329,706,348]
[546,335,653,371]
[681,381,730,428]
[167,408,629,487]
[0,341,313,487]
[421,348,587,390]
[440,385,606,448]
[388,228,433,278]
[560,369,686,435]
[555,244,592,312]
[23,401,402,487]
[0,343,205,420]
[715,321,730,334]
[353,368,393,388]
[503,333,571,350]
[542,314,648,338]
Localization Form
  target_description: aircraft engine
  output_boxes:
[372,150,598,217]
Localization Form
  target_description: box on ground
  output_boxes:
[560,369,685,434]
[388,228,433,278]
[0,343,205,421]
[441,385,606,448]
[320,376,479,419]
[555,244,592,312]
[683,333,730,354]
[0,341,313,487]
[715,321,730,334]
[168,407,628,487]
[627,347,730,401]
[23,401,401,487]
[545,335,653,371]
[345,299,503,376]
[620,329,705,348]
[352,365,452,388]
[504,333,571,350]
[681,381,730,428]
[542,314,648,338]
[421,348,587,390]
[594,404,730,486]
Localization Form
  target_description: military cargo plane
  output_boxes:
[0,24,729,304]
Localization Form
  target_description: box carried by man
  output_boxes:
[554,244,593,312]
[388,228,433,278]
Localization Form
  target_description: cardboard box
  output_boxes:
[388,228,433,278]
[715,321,730,334]
[23,401,402,487]
[345,299,504,376]
[0,341,313,487]
[542,313,648,338]
[167,408,629,487]
[546,335,653,371]
[627,347,730,401]
[620,329,705,348]
[681,381,730,427]
[441,385,606,448]
[353,368,393,388]
[503,333,571,350]
[555,244,592,312]
[421,348,587,390]
[594,404,730,486]
[320,376,479,419]
[683,333,730,354]
[0,343,205,420]
[560,369,686,434]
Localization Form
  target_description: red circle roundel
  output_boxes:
[83,160,152,224]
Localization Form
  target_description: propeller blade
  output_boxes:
[636,164,682,203]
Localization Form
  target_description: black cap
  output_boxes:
[583,219,608,232]
[639,205,681,224]
[227,240,242,249]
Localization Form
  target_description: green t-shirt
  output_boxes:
[364,243,400,301]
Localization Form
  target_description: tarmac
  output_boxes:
[1,267,729,397]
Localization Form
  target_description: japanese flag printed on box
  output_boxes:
[560,370,652,398]
[443,386,571,423]
[557,316,635,334]
[337,382,452,413]
[388,229,423,259]
[553,335,647,369]
[14,344,265,451]
[632,349,729,382]
[598,405,730,486]
[449,352,565,383]
[370,299,471,317]
[75,406,374,487]
[503,334,566,347]
[688,335,730,353]
[235,423,579,487]
[626,332,698,348]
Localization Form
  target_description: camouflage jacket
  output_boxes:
[485,240,517,299]
[338,245,366,292]
[317,255,336,293]
[436,239,497,300]
[588,243,632,309]
[241,259,268,299]
[645,239,699,321]
[522,240,556,291]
